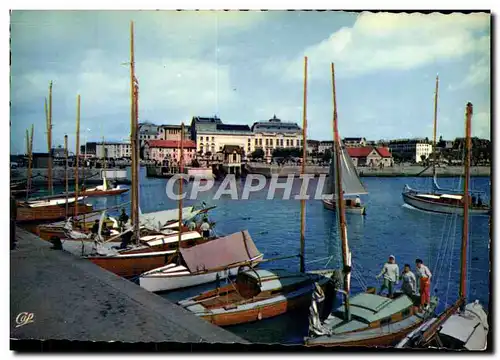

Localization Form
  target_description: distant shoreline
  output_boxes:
[245,164,491,178]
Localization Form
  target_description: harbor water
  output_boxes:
[78,168,490,344]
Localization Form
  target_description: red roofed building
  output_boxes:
[144,139,197,165]
[346,146,393,167]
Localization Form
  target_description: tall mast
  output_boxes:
[75,94,81,217]
[102,136,107,171]
[460,102,473,305]
[331,63,349,295]
[177,123,185,255]
[432,75,439,179]
[299,56,308,273]
[26,125,34,201]
[46,81,53,195]
[64,135,69,218]
[130,20,140,244]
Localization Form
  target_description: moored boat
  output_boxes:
[322,198,366,215]
[178,268,334,326]
[139,230,264,292]
[16,201,93,223]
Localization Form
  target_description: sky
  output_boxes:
[10,10,491,154]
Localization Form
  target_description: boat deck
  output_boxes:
[10,227,248,348]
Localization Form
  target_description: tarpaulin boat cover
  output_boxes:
[179,230,262,272]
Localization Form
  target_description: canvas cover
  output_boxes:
[179,230,262,272]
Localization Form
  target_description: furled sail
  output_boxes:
[326,140,368,197]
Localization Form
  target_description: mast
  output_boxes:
[331,63,350,321]
[26,125,34,201]
[64,135,69,218]
[129,20,140,245]
[460,102,473,306]
[177,123,185,256]
[299,56,308,273]
[75,94,81,217]
[432,75,439,179]
[46,82,54,195]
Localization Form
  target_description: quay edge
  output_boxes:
[10,227,249,349]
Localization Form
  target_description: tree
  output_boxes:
[322,149,332,163]
[251,148,265,159]
[420,154,427,163]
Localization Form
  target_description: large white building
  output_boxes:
[95,141,131,159]
[189,115,303,161]
[388,139,433,163]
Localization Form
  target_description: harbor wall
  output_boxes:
[10,227,248,347]
[245,164,491,178]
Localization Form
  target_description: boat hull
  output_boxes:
[322,199,366,215]
[16,204,94,223]
[140,266,241,292]
[402,192,489,216]
[66,188,129,198]
[181,270,333,327]
[86,252,172,278]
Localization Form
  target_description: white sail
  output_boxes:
[326,140,367,197]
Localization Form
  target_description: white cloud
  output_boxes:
[472,111,491,139]
[448,56,490,91]
[267,12,490,80]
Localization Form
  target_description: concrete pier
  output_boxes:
[10,227,248,350]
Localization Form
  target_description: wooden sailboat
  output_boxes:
[177,57,335,325]
[304,63,438,348]
[402,76,490,216]
[396,103,489,351]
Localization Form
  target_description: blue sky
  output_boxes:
[10,11,491,154]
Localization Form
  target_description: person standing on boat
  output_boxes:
[376,255,399,297]
[200,218,211,239]
[477,195,483,207]
[355,196,361,207]
[91,220,99,236]
[415,259,432,310]
[187,220,196,231]
[400,264,417,299]
[118,208,129,231]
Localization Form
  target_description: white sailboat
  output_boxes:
[322,139,368,215]
[396,103,489,351]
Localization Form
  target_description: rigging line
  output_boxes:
[444,214,459,308]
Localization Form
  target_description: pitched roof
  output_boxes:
[346,147,374,158]
[375,147,392,157]
[146,140,196,149]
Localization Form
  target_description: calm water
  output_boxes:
[79,169,491,344]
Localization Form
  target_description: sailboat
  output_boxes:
[322,139,368,215]
[396,103,489,351]
[177,57,335,325]
[304,63,438,348]
[402,76,490,216]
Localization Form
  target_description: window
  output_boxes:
[259,139,262,146]
[212,137,215,142]
[270,139,273,146]
[266,139,269,146]
[255,139,258,145]
[248,138,251,143]
[280,139,284,147]
[233,154,237,162]
[286,139,290,147]
[200,136,204,141]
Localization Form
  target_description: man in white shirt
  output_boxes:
[376,255,399,298]
[354,196,361,207]
[400,264,417,298]
[415,258,432,310]
[200,218,211,239]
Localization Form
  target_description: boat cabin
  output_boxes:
[324,292,419,335]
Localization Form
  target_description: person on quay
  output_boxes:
[415,258,432,310]
[200,218,211,239]
[477,195,483,207]
[376,255,399,298]
[400,264,417,299]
